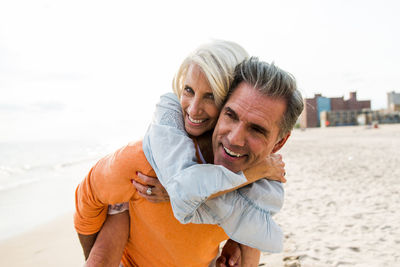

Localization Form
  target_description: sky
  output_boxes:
[1,0,399,140]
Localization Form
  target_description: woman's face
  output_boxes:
[180,64,220,137]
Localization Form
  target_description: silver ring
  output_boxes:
[146,187,152,196]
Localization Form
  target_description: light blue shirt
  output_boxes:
[142,93,284,252]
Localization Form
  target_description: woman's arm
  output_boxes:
[190,179,284,252]
[243,153,286,183]
[209,153,285,199]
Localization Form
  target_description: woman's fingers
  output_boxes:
[137,172,159,186]
[264,153,287,183]
[132,180,147,194]
[133,173,170,202]
[137,190,170,203]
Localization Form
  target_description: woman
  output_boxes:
[77,40,286,266]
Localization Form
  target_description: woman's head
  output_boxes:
[173,40,249,136]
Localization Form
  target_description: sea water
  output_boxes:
[0,108,149,241]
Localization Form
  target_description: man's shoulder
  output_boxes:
[120,140,144,156]
[88,140,155,204]
[106,140,148,168]
[98,140,153,175]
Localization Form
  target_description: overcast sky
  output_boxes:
[1,0,399,140]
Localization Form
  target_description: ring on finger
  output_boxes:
[146,187,153,196]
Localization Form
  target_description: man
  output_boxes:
[75,57,304,266]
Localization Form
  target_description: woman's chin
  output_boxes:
[185,125,207,137]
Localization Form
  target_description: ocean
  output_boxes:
[0,108,150,241]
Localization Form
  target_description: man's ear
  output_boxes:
[272,132,291,153]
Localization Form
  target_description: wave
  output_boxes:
[0,156,98,175]
[0,156,101,192]
[0,177,41,192]
[54,157,100,168]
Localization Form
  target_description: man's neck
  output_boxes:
[195,131,213,164]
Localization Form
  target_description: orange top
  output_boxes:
[74,140,228,267]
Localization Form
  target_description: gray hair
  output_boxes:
[172,40,249,108]
[228,57,304,138]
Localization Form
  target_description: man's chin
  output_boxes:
[214,159,242,174]
[214,149,247,173]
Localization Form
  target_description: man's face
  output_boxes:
[212,82,289,173]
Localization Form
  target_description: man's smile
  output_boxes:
[223,145,245,158]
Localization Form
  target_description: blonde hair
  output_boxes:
[172,40,249,108]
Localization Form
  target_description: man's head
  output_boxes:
[212,57,304,173]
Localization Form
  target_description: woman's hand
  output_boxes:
[211,153,286,200]
[132,172,170,203]
[264,153,286,183]
[243,154,286,183]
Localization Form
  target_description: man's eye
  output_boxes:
[252,126,265,135]
[252,127,262,133]
[225,111,234,118]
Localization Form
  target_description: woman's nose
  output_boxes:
[188,98,203,117]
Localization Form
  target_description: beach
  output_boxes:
[1,124,399,266]
[262,124,400,267]
[0,213,84,266]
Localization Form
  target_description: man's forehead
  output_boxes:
[224,83,286,128]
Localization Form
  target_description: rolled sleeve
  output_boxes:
[189,180,284,252]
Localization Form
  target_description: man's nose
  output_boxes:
[227,125,246,147]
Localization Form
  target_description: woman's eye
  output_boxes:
[184,86,194,94]
[205,94,214,100]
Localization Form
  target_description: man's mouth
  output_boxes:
[188,116,207,124]
[223,146,244,158]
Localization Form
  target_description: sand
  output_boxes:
[261,124,400,267]
[1,124,399,266]
[0,213,85,266]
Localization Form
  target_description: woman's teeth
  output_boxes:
[188,116,206,124]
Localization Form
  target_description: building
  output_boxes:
[320,110,361,127]
[356,109,400,125]
[300,92,371,128]
[387,91,400,112]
